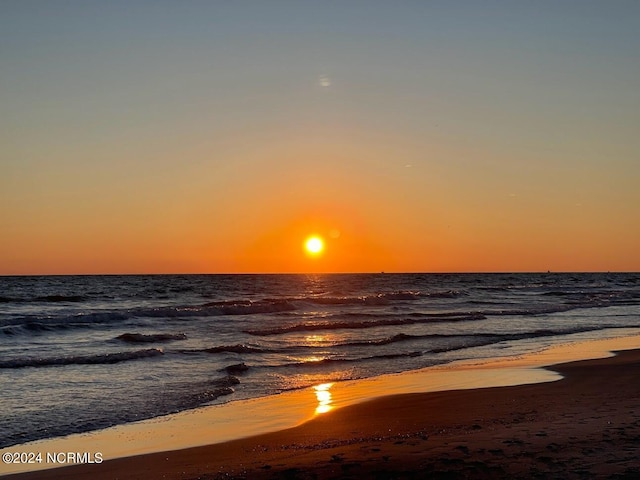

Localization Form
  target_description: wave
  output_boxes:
[0,348,163,369]
[234,290,462,310]
[264,290,459,307]
[138,299,297,318]
[279,351,424,369]
[329,325,618,350]
[337,333,418,347]
[245,313,485,336]
[0,295,87,303]
[180,344,272,354]
[297,292,420,305]
[184,375,240,404]
[0,312,133,336]
[116,333,187,343]
[1,322,72,336]
[0,300,296,337]
[165,290,461,316]
[476,306,575,316]
[424,290,465,298]
[0,299,299,337]
[272,325,628,368]
[1,299,300,336]
[37,295,87,303]
[220,363,249,374]
[246,325,634,369]
[212,375,241,387]
[190,387,235,407]
[187,386,235,404]
[171,375,241,411]
[547,289,640,306]
[541,290,577,297]
[426,325,634,354]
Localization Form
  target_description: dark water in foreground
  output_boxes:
[1,273,639,447]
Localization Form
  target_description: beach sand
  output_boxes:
[5,344,640,479]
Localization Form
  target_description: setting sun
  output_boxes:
[304,236,325,256]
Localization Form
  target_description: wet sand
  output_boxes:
[5,346,640,479]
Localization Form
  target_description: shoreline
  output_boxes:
[2,330,640,477]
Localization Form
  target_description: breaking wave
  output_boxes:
[0,348,164,369]
[129,299,297,318]
[279,351,425,369]
[245,313,485,336]
[180,344,272,354]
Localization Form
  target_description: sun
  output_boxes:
[304,235,325,256]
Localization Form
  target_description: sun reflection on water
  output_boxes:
[313,383,334,414]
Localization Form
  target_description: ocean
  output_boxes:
[1,273,639,448]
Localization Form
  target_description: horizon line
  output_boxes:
[0,270,635,277]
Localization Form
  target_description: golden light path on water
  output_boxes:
[313,383,334,414]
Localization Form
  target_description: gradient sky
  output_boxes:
[1,1,639,274]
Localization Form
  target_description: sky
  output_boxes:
[1,1,639,274]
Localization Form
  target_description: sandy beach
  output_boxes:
[5,340,640,479]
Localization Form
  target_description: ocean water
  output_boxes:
[1,273,639,448]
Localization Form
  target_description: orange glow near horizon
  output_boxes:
[3,197,639,274]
